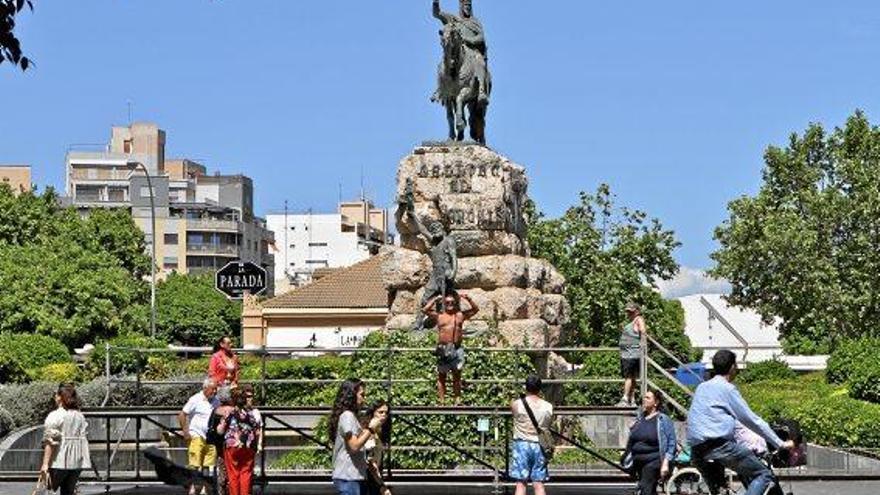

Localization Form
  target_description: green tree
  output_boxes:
[0,185,149,347]
[711,110,880,354]
[1,0,33,70]
[527,185,691,357]
[156,273,241,346]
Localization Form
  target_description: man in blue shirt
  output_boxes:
[686,350,795,495]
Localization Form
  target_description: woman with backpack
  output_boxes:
[217,388,262,495]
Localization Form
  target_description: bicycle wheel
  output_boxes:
[665,467,711,495]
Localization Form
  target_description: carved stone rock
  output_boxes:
[380,246,429,290]
[497,319,550,347]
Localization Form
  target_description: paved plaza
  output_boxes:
[3,480,880,495]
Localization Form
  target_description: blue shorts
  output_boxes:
[509,440,548,482]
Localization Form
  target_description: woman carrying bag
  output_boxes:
[38,383,92,495]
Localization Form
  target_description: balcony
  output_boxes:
[186,243,240,256]
[186,219,242,232]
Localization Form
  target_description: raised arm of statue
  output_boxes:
[432,0,456,25]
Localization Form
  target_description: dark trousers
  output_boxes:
[693,439,773,495]
[633,456,661,495]
[48,469,81,495]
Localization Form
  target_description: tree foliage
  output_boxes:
[0,0,33,70]
[156,273,241,346]
[527,184,688,355]
[0,185,149,347]
[712,111,880,354]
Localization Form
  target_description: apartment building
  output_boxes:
[65,122,275,294]
[266,200,390,289]
[0,165,31,194]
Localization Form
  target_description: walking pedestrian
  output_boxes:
[179,378,219,495]
[218,389,261,495]
[40,383,92,495]
[329,379,386,495]
[623,390,676,494]
[363,400,391,495]
[208,386,235,495]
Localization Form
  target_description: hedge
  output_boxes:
[741,373,880,448]
[826,337,880,385]
[738,359,796,384]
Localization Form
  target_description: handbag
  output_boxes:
[31,472,54,495]
[619,449,635,475]
[520,395,555,461]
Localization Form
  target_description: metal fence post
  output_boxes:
[639,330,648,401]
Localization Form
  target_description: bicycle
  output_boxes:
[665,449,795,495]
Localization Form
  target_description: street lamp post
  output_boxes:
[133,162,157,338]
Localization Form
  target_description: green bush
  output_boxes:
[847,359,880,403]
[0,381,57,428]
[38,362,81,383]
[565,351,620,406]
[0,405,15,437]
[240,355,350,407]
[738,359,796,384]
[741,373,880,448]
[340,330,535,470]
[0,351,29,384]
[0,333,70,383]
[826,338,880,384]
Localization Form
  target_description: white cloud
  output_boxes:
[656,267,731,299]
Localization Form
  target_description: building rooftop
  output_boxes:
[263,254,387,310]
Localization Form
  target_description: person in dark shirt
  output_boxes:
[625,390,676,494]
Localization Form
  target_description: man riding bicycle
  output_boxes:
[686,350,795,495]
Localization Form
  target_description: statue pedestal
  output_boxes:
[383,144,570,350]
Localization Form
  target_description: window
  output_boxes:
[306,259,329,266]
[140,186,154,198]
[164,233,178,245]
[308,242,328,247]
[163,256,178,269]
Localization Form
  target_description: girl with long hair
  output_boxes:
[329,379,385,495]
[363,400,392,495]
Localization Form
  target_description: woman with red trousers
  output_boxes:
[218,389,261,495]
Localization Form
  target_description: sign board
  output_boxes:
[476,417,490,433]
[215,261,267,299]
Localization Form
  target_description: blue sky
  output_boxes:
[3,1,880,276]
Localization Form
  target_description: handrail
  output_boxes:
[646,358,694,397]
[700,295,751,362]
[645,333,703,384]
[108,345,620,354]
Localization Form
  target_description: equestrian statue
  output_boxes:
[431,0,492,145]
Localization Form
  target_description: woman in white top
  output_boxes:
[509,375,554,495]
[41,383,92,495]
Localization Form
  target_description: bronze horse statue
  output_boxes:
[433,22,492,144]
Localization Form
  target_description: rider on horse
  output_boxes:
[431,0,489,105]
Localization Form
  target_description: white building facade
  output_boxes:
[266,201,389,289]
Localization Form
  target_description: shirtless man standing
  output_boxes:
[422,291,479,404]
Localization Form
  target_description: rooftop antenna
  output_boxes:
[284,199,289,278]
[338,182,343,205]
[127,100,132,125]
[360,165,365,202]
